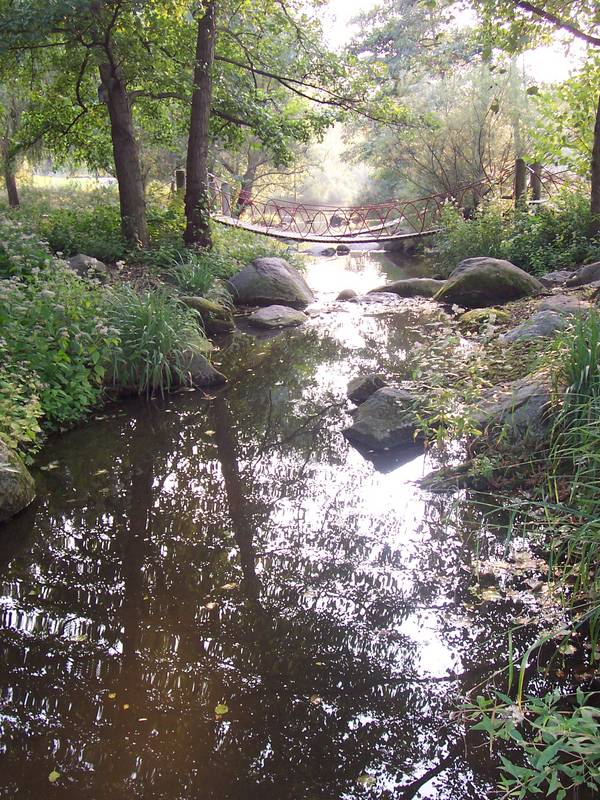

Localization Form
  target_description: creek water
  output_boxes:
[0,252,546,799]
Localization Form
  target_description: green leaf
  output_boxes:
[48,770,60,783]
[214,703,229,715]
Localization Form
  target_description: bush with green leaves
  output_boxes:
[0,216,54,278]
[435,191,600,275]
[0,341,43,457]
[465,689,600,800]
[104,285,210,396]
[0,267,117,436]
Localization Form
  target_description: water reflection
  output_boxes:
[0,257,546,799]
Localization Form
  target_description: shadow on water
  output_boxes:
[0,256,549,799]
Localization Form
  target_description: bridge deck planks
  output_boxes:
[213,215,439,243]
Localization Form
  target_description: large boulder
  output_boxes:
[500,310,568,343]
[68,253,108,280]
[227,257,314,309]
[347,373,388,405]
[471,373,552,443]
[336,244,351,255]
[247,304,308,329]
[343,387,420,451]
[368,278,446,298]
[539,270,574,288]
[336,288,358,301]
[434,257,543,308]
[181,296,235,334]
[565,261,600,288]
[0,441,36,523]
[537,294,591,317]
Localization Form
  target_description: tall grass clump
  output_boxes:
[104,286,210,396]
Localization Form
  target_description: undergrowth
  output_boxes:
[436,191,600,275]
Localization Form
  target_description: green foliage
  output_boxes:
[435,192,600,274]
[464,689,600,799]
[436,202,507,270]
[0,216,54,277]
[104,285,209,396]
[39,204,127,263]
[0,342,43,456]
[0,266,115,434]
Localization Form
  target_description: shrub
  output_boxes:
[104,285,210,395]
[435,190,600,275]
[0,267,116,433]
[0,342,43,456]
[436,202,507,271]
[38,205,127,263]
[0,216,54,278]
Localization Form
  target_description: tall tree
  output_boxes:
[184,0,217,248]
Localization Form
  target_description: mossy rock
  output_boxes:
[458,307,510,330]
[434,257,543,308]
[181,296,235,334]
[0,440,36,523]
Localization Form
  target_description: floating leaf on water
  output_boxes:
[48,771,60,783]
[94,469,108,476]
[357,774,376,788]
[205,602,217,610]
[205,430,216,436]
[220,582,238,590]
[215,703,229,716]
[309,694,321,705]
[108,692,117,699]
[122,703,130,710]
[480,588,502,602]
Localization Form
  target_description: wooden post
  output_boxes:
[221,181,232,216]
[530,162,542,203]
[514,158,527,209]
[175,169,186,193]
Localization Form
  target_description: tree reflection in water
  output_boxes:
[0,311,546,799]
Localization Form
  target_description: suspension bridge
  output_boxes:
[206,166,569,245]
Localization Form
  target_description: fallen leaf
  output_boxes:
[123,703,130,710]
[357,774,376,787]
[215,703,229,715]
[108,692,117,699]
[48,771,60,783]
[309,694,321,705]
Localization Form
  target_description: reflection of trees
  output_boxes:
[0,326,538,799]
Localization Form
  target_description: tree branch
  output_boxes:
[513,1,600,47]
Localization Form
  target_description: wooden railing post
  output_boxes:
[530,162,542,203]
[175,169,186,193]
[220,181,232,216]
[514,158,528,209]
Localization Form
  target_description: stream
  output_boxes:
[0,252,548,799]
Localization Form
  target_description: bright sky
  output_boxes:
[323,0,585,83]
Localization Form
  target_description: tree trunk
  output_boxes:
[2,147,19,208]
[183,0,217,248]
[99,62,149,248]
[590,92,600,237]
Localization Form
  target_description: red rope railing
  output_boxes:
[208,166,573,242]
